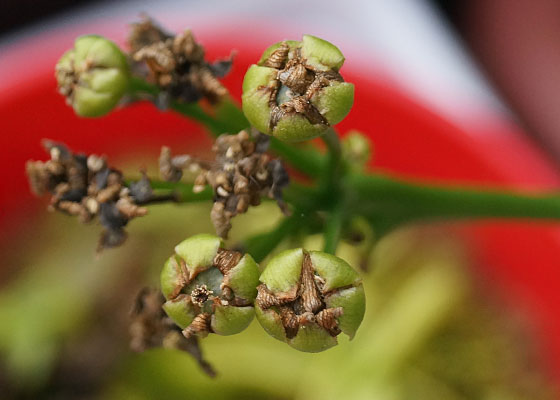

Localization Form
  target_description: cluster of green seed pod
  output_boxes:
[55,30,353,144]
[160,234,366,353]
[55,31,364,350]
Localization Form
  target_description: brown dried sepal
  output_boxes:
[297,252,324,314]
[269,96,328,131]
[256,251,346,339]
[183,312,212,339]
[257,282,298,309]
[213,248,243,275]
[316,307,344,337]
[279,307,300,339]
[263,42,290,69]
[167,256,191,300]
[278,60,314,94]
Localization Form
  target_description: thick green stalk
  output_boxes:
[350,173,560,223]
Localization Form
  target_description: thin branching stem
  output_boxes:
[128,77,324,177]
[242,216,302,262]
[129,76,560,242]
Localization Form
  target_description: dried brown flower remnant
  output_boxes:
[213,248,242,275]
[129,18,232,105]
[160,130,289,238]
[129,288,216,377]
[25,140,156,252]
[158,146,209,182]
[190,285,213,307]
[128,15,172,54]
[262,42,290,69]
[298,252,324,314]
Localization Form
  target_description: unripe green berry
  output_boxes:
[55,35,129,117]
[160,234,260,339]
[255,248,365,352]
[242,35,354,142]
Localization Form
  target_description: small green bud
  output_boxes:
[55,35,129,117]
[255,248,365,352]
[342,131,372,170]
[160,234,260,339]
[242,35,354,142]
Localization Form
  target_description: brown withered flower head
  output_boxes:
[129,16,233,106]
[129,287,216,377]
[25,140,159,252]
[128,15,173,54]
[160,130,290,238]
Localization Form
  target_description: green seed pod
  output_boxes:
[242,35,354,142]
[55,35,129,117]
[255,248,365,352]
[160,234,260,339]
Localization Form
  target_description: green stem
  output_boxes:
[350,173,560,223]
[129,77,231,135]
[269,138,324,178]
[128,179,214,203]
[128,77,324,177]
[242,216,302,262]
[145,178,319,213]
[320,128,345,254]
[323,202,344,254]
[320,128,343,191]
